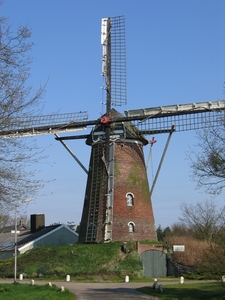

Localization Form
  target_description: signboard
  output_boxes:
[92,123,126,142]
[173,245,185,252]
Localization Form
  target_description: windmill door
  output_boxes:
[141,250,167,277]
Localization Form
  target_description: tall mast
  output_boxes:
[101,17,111,115]
[101,18,112,240]
[106,18,111,115]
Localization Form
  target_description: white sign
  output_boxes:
[173,245,185,252]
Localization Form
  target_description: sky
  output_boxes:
[1,0,225,229]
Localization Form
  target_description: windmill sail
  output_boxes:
[101,16,127,109]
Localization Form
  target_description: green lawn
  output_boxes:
[0,242,144,281]
[137,282,225,300]
[0,283,74,300]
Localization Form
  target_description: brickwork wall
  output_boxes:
[112,141,157,241]
[137,242,165,254]
[79,138,158,243]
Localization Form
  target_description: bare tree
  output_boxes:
[179,200,225,243]
[0,15,45,212]
[0,214,10,231]
[169,222,190,237]
[187,125,225,195]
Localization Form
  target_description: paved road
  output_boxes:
[60,282,158,300]
[51,279,217,300]
[0,279,215,300]
[0,279,158,299]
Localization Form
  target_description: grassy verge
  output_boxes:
[0,283,74,300]
[0,242,144,281]
[137,282,225,300]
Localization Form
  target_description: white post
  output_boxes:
[30,279,35,285]
[153,278,158,289]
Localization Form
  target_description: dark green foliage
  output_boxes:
[156,225,164,241]
[163,227,171,237]
[75,224,80,234]
[156,225,171,241]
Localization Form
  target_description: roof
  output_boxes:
[0,224,62,252]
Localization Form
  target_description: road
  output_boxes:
[0,278,215,299]
[0,279,158,299]
[57,282,158,300]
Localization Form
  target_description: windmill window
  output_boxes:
[128,222,135,233]
[126,193,134,206]
[87,223,97,239]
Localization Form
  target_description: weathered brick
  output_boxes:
[79,114,157,243]
[79,139,157,243]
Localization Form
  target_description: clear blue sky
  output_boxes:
[1,0,225,229]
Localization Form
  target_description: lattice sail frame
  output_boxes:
[1,100,224,138]
[137,110,225,133]
[0,111,88,137]
[101,16,127,107]
[110,16,127,106]
[126,101,225,134]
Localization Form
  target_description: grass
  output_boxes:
[139,239,164,245]
[0,283,74,300]
[0,242,144,281]
[137,282,225,300]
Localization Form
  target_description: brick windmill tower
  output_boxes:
[78,17,157,243]
[79,108,157,243]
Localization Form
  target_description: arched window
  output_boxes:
[87,223,97,241]
[128,222,135,233]
[126,193,134,206]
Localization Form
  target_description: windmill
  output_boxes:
[1,16,225,243]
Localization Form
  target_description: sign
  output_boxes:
[92,123,126,142]
[173,245,185,252]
